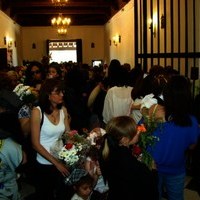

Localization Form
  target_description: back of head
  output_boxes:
[101,116,137,161]
[0,111,23,144]
[163,75,192,126]
[0,71,15,91]
[106,116,137,143]
[151,73,168,104]
[107,59,122,87]
[65,168,93,187]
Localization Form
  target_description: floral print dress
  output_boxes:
[0,138,23,200]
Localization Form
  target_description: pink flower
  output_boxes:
[68,130,78,137]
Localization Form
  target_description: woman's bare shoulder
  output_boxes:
[149,104,165,122]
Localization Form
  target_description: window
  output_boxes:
[47,39,82,63]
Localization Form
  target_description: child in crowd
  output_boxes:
[99,116,158,200]
[0,111,26,200]
[65,168,94,200]
[85,128,109,199]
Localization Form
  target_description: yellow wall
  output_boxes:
[104,0,134,67]
[0,11,22,66]
[0,1,134,67]
[21,26,105,65]
[21,0,134,67]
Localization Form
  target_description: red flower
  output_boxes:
[132,144,142,156]
[64,143,73,150]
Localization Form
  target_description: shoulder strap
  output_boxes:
[40,109,44,129]
[152,104,158,116]
[37,106,44,129]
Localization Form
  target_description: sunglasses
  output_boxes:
[31,70,40,75]
[51,90,65,96]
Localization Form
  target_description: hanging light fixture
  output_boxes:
[51,0,68,7]
[51,13,71,35]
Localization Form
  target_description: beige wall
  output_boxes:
[104,0,134,67]
[21,0,134,67]
[0,1,134,67]
[21,26,105,65]
[0,11,22,66]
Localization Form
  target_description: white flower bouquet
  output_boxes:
[51,130,91,170]
[13,83,37,104]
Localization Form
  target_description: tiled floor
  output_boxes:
[183,176,200,200]
[19,176,200,200]
[161,176,200,200]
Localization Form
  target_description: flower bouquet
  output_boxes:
[50,130,91,171]
[132,115,160,169]
[86,128,106,146]
[13,83,38,104]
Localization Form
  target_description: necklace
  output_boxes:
[49,110,59,124]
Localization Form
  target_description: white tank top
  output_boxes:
[36,106,65,165]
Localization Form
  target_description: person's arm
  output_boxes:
[102,90,113,124]
[85,157,99,184]
[62,106,71,132]
[31,107,69,176]
[19,117,30,137]
[131,103,141,111]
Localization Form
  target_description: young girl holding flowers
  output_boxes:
[99,116,158,200]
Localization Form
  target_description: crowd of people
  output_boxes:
[0,59,200,200]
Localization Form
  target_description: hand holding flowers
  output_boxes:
[50,130,91,171]
[132,115,160,169]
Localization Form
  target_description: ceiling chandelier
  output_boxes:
[51,13,71,35]
[51,0,68,7]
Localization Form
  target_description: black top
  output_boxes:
[99,145,158,200]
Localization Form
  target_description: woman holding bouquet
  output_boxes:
[99,116,158,200]
[31,78,71,200]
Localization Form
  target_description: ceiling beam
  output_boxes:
[10,1,112,9]
[12,8,110,16]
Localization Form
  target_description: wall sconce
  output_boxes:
[32,43,36,49]
[112,34,121,46]
[7,38,13,48]
[148,14,157,38]
[4,37,7,45]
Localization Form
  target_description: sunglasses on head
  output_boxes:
[31,70,40,75]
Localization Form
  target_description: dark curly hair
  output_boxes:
[38,78,64,114]
[24,61,45,87]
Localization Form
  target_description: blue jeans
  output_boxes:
[158,172,185,200]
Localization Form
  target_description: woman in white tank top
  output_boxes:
[31,78,71,200]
